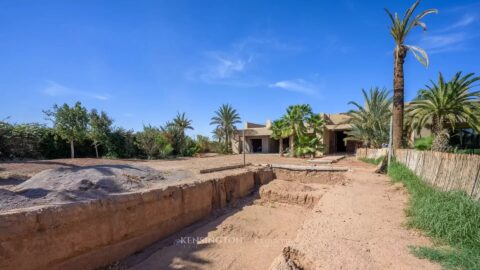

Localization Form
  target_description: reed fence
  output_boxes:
[395,149,480,200]
[355,148,388,159]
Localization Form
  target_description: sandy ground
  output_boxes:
[0,155,439,269]
[122,157,438,270]
[0,154,317,211]
[0,154,309,179]
[270,160,440,270]
[0,164,190,211]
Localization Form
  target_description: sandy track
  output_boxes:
[270,161,439,269]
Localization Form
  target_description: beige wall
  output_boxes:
[232,135,278,154]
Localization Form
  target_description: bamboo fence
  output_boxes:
[395,149,480,200]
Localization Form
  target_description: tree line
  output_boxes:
[0,102,242,160]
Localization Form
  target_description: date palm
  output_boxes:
[210,104,241,153]
[172,112,193,135]
[407,72,480,152]
[385,0,437,149]
[345,87,392,148]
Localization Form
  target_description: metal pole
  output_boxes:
[243,129,246,166]
[388,115,393,166]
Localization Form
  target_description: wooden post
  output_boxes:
[470,165,480,198]
[243,129,246,166]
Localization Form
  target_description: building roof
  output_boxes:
[325,123,352,130]
[324,113,351,125]
[236,112,354,136]
[323,113,353,130]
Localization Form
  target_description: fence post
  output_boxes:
[470,165,480,198]
[433,155,444,186]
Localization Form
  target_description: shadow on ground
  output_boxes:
[122,195,259,270]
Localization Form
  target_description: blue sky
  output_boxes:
[1,0,479,137]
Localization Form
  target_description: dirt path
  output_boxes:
[271,160,440,269]
[125,158,439,269]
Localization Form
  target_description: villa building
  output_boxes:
[232,113,363,155]
[232,110,480,155]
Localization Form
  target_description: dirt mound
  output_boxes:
[259,180,327,208]
[0,164,186,211]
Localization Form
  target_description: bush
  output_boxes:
[105,128,140,159]
[135,125,174,159]
[181,136,199,157]
[388,161,480,269]
[414,136,433,150]
[196,135,212,153]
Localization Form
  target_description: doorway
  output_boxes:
[251,139,262,153]
[335,131,347,153]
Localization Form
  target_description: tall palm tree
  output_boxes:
[210,104,241,153]
[407,72,480,152]
[385,0,437,150]
[345,87,392,148]
[281,104,312,156]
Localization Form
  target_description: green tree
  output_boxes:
[172,112,193,135]
[88,109,113,158]
[385,0,437,149]
[281,104,312,156]
[105,127,138,158]
[295,134,322,158]
[44,102,89,158]
[135,125,173,159]
[345,87,392,148]
[210,104,241,153]
[161,122,185,155]
[407,72,480,152]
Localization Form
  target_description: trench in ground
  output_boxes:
[123,169,344,270]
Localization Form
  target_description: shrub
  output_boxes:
[414,136,433,150]
[181,136,199,157]
[196,135,212,153]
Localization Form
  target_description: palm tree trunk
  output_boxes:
[392,45,407,150]
[431,119,450,152]
[279,138,283,156]
[70,140,75,159]
[290,135,295,157]
[94,143,99,158]
[225,131,229,153]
